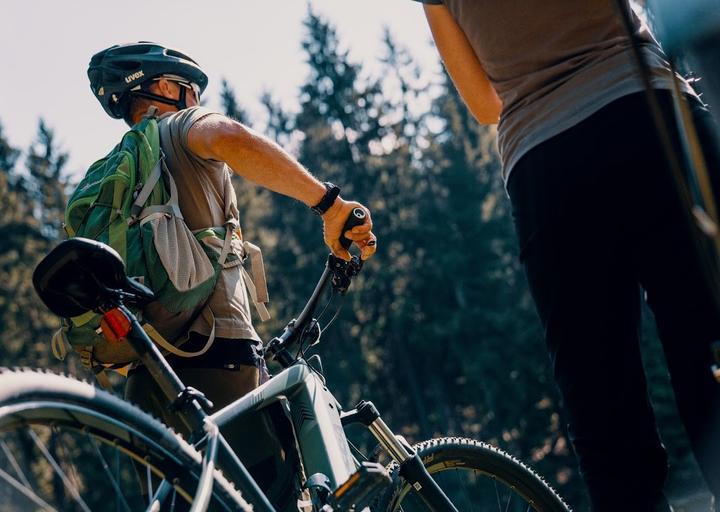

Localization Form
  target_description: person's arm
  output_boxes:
[423,4,502,124]
[187,114,376,260]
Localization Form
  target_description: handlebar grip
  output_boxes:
[339,207,367,250]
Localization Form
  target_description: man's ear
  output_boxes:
[154,78,176,99]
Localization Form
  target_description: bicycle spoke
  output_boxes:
[52,426,84,497]
[0,465,58,511]
[116,449,121,512]
[396,463,550,512]
[28,427,92,512]
[0,371,246,512]
[146,464,153,506]
[171,485,177,512]
[455,468,472,511]
[146,479,175,511]
[85,431,132,512]
[0,439,32,489]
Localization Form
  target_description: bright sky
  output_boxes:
[0,0,440,176]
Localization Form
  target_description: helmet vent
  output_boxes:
[114,60,141,71]
[165,48,199,65]
[111,45,153,56]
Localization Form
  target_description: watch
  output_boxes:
[311,182,341,215]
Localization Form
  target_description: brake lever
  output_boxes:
[328,254,363,294]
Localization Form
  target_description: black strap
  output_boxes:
[311,182,341,215]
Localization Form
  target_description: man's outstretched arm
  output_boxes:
[423,3,502,125]
[187,113,377,261]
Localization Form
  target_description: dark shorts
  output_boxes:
[128,333,264,375]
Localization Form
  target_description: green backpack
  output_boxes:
[55,110,264,385]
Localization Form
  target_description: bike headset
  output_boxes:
[87,41,209,124]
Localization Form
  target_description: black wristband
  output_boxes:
[311,182,341,215]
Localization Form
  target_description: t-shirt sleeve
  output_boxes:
[171,106,220,149]
[160,106,224,168]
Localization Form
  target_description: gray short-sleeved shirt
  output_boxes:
[414,0,696,182]
[145,107,260,342]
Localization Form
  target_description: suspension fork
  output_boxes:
[341,401,458,512]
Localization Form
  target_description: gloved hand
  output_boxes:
[322,198,377,261]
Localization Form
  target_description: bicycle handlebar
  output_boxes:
[339,207,367,250]
[265,208,367,367]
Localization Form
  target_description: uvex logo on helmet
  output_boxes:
[124,70,145,84]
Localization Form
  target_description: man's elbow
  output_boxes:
[474,111,500,125]
[467,99,502,125]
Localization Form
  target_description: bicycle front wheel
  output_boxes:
[0,368,249,511]
[378,437,571,512]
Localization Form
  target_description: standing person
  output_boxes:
[413,1,720,510]
[87,41,377,506]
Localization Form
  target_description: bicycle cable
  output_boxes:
[318,303,344,337]
[346,439,371,462]
[294,288,337,362]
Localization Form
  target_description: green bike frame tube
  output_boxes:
[210,362,357,489]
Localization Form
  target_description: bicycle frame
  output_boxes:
[209,362,356,489]
[122,311,406,511]
[117,256,458,511]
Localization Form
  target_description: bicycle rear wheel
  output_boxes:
[0,369,249,511]
[378,437,571,512]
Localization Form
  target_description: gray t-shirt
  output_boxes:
[415,0,695,182]
[148,107,260,342]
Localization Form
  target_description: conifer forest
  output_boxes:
[0,10,711,511]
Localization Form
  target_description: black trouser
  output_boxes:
[507,91,720,511]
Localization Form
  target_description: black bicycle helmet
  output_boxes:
[88,41,208,119]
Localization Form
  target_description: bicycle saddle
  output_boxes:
[33,238,155,317]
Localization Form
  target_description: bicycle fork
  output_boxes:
[341,401,459,512]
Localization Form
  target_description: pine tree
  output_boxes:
[220,78,251,125]
[0,119,69,369]
[26,120,68,239]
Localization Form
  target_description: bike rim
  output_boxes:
[394,464,551,512]
[0,401,200,512]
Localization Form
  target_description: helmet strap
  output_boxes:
[130,85,189,111]
[177,84,189,110]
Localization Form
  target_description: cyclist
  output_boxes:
[87,41,377,501]
[413,1,720,510]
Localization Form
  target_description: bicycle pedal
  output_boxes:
[331,461,391,511]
